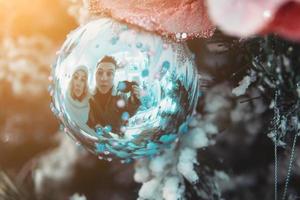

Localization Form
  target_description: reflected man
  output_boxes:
[87,56,141,134]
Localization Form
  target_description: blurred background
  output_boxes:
[0,1,299,200]
[0,0,73,170]
[0,1,139,199]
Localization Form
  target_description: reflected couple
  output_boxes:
[66,56,141,137]
[87,56,141,135]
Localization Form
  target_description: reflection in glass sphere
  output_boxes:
[51,18,200,161]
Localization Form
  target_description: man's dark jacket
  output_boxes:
[87,89,140,133]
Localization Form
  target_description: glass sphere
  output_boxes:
[51,18,199,160]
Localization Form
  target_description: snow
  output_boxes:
[184,127,210,149]
[232,76,252,96]
[149,153,172,176]
[177,148,199,183]
[162,176,185,200]
[33,133,87,195]
[134,160,151,183]
[138,178,162,200]
[0,36,55,97]
[69,193,87,200]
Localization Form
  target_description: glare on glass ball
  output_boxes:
[51,18,199,160]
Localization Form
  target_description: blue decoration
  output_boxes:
[103,125,112,133]
[52,18,200,160]
[141,69,149,77]
[96,143,106,153]
[178,122,189,134]
[110,36,119,45]
[141,45,150,52]
[159,134,177,144]
[96,127,103,136]
[147,142,158,149]
[162,61,170,70]
[121,112,130,121]
[136,42,143,48]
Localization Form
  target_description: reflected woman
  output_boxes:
[65,66,94,134]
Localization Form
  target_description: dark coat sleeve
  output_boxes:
[124,93,141,117]
[87,98,96,129]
